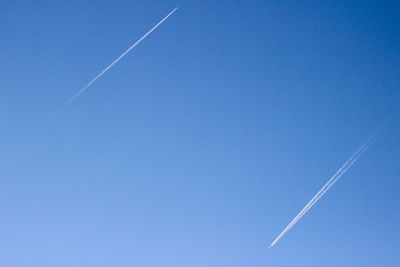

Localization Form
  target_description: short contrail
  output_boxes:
[269,130,378,248]
[52,7,178,117]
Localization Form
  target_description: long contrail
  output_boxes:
[52,7,178,117]
[269,130,378,248]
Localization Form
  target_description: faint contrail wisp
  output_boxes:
[269,130,378,248]
[52,7,178,117]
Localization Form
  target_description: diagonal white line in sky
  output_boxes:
[269,129,378,248]
[52,7,178,117]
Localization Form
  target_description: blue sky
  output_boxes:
[1,0,400,266]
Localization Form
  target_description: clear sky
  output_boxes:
[1,1,400,266]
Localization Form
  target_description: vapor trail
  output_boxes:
[52,7,178,117]
[269,130,378,248]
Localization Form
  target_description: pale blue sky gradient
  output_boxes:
[1,1,400,266]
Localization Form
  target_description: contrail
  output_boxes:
[52,7,178,117]
[269,129,378,248]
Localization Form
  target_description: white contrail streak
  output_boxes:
[269,130,378,248]
[52,7,178,117]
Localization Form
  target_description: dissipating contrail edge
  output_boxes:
[52,7,178,118]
